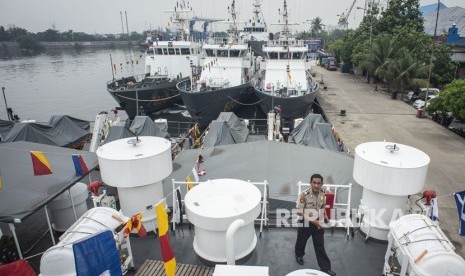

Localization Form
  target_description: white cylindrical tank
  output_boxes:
[286,269,330,276]
[185,179,261,263]
[40,207,127,276]
[353,142,430,241]
[387,214,465,276]
[97,136,172,232]
[47,182,89,232]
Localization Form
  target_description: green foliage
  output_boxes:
[16,34,43,53]
[310,17,324,36]
[427,80,465,121]
[430,44,456,87]
[378,0,423,34]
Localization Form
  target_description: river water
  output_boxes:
[0,49,157,122]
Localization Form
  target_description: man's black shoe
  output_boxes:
[295,256,304,265]
[322,269,336,276]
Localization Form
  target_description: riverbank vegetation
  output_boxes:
[0,25,146,53]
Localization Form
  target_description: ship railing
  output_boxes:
[171,179,269,235]
[266,39,305,47]
[239,118,268,135]
[297,182,353,240]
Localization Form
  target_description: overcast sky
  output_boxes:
[0,0,463,34]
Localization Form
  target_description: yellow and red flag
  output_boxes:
[30,151,52,176]
[156,203,176,276]
[185,175,194,190]
[123,213,147,238]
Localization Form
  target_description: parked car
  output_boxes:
[413,95,436,109]
[325,57,337,71]
[407,88,440,102]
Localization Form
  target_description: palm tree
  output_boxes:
[310,17,323,36]
[361,34,396,92]
[389,48,428,93]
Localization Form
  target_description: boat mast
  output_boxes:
[227,0,239,43]
[166,0,194,41]
[252,0,266,30]
[278,0,290,40]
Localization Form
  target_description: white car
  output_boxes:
[413,95,436,109]
[407,88,440,102]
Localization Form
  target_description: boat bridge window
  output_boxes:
[229,50,241,57]
[279,53,289,59]
[268,52,278,59]
[218,50,228,57]
[205,49,215,57]
[162,48,168,55]
[292,52,303,59]
[181,48,190,55]
[175,48,180,55]
[168,48,175,55]
[155,48,163,55]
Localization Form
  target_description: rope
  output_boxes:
[114,93,181,102]
[227,95,264,106]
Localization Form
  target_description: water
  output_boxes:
[0,49,149,122]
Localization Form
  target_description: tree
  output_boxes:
[361,34,396,91]
[430,44,456,87]
[310,17,324,36]
[427,79,465,121]
[377,0,423,35]
[389,48,428,92]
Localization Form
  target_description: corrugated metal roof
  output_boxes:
[423,6,465,37]
[420,2,447,15]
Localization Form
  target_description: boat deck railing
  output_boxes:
[265,39,305,47]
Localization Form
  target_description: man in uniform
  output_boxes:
[295,174,336,276]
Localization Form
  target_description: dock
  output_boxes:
[315,66,465,258]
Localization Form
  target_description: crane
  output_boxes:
[338,0,357,28]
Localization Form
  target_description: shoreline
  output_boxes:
[0,41,140,58]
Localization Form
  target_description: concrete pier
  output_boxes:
[316,66,465,257]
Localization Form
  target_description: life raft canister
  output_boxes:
[325,189,334,219]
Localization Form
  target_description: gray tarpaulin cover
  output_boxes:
[202,112,248,147]
[165,140,361,209]
[4,122,87,148]
[104,116,169,144]
[290,114,340,151]
[2,116,91,148]
[0,141,98,223]
[130,116,169,139]
[48,115,91,132]
[0,120,14,138]
[47,115,91,144]
[290,114,324,144]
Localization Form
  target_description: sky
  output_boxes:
[0,0,463,34]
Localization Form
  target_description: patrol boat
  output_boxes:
[253,0,319,120]
[106,0,201,119]
[176,0,255,127]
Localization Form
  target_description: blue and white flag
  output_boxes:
[429,197,439,224]
[73,230,122,276]
[454,190,465,236]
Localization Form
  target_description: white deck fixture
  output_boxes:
[185,179,261,263]
[286,269,330,276]
[384,214,465,276]
[47,182,88,232]
[214,264,269,275]
[96,136,172,231]
[353,142,430,241]
[40,207,133,276]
